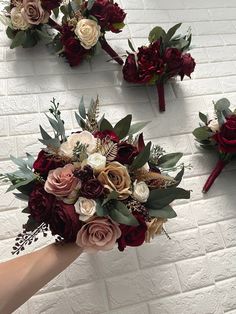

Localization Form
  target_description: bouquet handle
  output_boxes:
[99,37,124,65]
[202,159,226,193]
[157,82,166,112]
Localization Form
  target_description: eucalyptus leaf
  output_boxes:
[53,7,59,18]
[128,121,150,136]
[148,26,166,43]
[100,118,114,132]
[193,126,212,141]
[109,208,139,226]
[149,205,177,219]
[35,29,51,42]
[131,141,151,169]
[114,115,132,139]
[78,97,86,119]
[10,30,26,49]
[39,125,52,140]
[199,112,208,125]
[158,153,183,168]
[96,202,108,217]
[38,137,61,148]
[10,155,26,168]
[13,193,29,201]
[165,23,182,43]
[214,98,230,111]
[128,39,135,52]
[87,0,95,10]
[102,191,119,206]
[146,187,190,209]
[22,206,30,214]
[75,112,86,129]
[6,26,15,39]
[174,167,184,185]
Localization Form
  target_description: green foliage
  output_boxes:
[149,205,177,219]
[131,141,152,169]
[149,144,166,165]
[0,154,37,194]
[10,30,26,49]
[146,187,190,211]
[75,97,100,132]
[158,153,183,169]
[87,0,96,10]
[128,39,135,52]
[113,115,132,139]
[109,201,139,226]
[149,26,166,43]
[193,126,212,141]
[199,112,208,125]
[128,121,150,136]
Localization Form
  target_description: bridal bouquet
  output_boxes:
[123,23,196,112]
[50,0,126,66]
[1,97,190,255]
[193,98,236,193]
[1,0,62,48]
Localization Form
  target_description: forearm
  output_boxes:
[0,243,83,314]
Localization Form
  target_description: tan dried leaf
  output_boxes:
[145,218,166,243]
[133,168,176,188]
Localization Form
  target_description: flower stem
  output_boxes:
[202,159,226,193]
[48,18,63,33]
[157,82,166,112]
[99,37,123,65]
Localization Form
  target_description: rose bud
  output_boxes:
[74,197,96,221]
[86,153,106,173]
[80,178,104,199]
[132,180,150,203]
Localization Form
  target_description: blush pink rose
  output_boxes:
[21,0,49,25]
[76,217,121,252]
[44,164,80,198]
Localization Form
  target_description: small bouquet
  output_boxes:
[1,0,125,66]
[1,0,62,48]
[123,23,196,112]
[1,97,190,255]
[50,0,126,66]
[193,98,236,193]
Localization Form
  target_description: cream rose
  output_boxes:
[44,164,80,198]
[97,161,131,200]
[132,180,150,203]
[208,119,220,133]
[75,197,96,221]
[59,131,97,158]
[86,153,106,172]
[21,0,49,25]
[76,217,121,252]
[74,18,101,49]
[11,7,30,30]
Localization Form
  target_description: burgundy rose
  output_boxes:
[33,150,65,177]
[106,3,126,33]
[61,25,88,66]
[74,165,94,182]
[88,0,126,33]
[29,184,55,224]
[93,130,120,142]
[117,212,147,251]
[179,53,196,79]
[41,0,62,11]
[123,54,139,83]
[49,200,82,242]
[164,47,182,75]
[88,0,110,29]
[213,115,236,153]
[115,142,138,165]
[80,178,104,199]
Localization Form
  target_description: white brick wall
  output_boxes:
[0,1,236,313]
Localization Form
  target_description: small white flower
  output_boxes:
[59,131,97,158]
[75,18,101,49]
[208,119,220,133]
[132,180,150,203]
[75,197,96,221]
[86,153,106,173]
[10,7,29,30]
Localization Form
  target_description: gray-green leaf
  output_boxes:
[131,141,151,169]
[158,153,183,168]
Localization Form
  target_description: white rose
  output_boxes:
[132,180,150,203]
[11,7,29,30]
[208,119,220,133]
[86,153,106,172]
[59,131,97,158]
[75,18,101,49]
[75,197,96,221]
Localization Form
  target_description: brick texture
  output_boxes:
[0,1,236,313]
